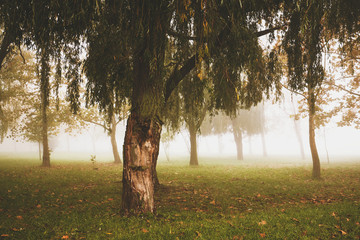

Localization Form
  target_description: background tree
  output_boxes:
[77,104,129,164]
[282,0,360,179]
[0,51,36,142]
[325,39,360,128]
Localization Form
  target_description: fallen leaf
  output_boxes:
[331,212,336,217]
[292,218,300,223]
[61,236,69,239]
[36,204,41,208]
[210,200,216,205]
[142,228,149,233]
[106,233,112,235]
[1,234,9,237]
[108,198,113,201]
[259,233,266,238]
[16,216,23,220]
[340,230,347,235]
[356,222,360,226]
[258,220,267,225]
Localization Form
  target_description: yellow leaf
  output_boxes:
[340,230,347,235]
[142,228,149,233]
[259,233,266,238]
[61,236,69,239]
[210,200,216,205]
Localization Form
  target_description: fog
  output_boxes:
[1,93,359,164]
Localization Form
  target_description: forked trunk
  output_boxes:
[110,115,122,164]
[189,124,198,166]
[308,92,321,179]
[121,112,162,214]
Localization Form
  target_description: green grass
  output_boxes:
[0,155,360,239]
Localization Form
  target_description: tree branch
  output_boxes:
[164,25,284,103]
[325,80,360,97]
[280,82,307,98]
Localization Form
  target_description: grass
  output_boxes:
[0,155,360,239]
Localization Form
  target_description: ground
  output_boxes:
[0,155,359,239]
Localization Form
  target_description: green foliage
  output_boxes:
[0,156,360,239]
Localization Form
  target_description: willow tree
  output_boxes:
[282,0,360,179]
[81,0,283,214]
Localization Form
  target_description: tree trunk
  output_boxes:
[231,119,243,160]
[308,92,321,179]
[121,112,162,214]
[261,129,267,158]
[41,106,50,167]
[189,123,199,166]
[38,141,42,161]
[110,115,122,164]
[294,118,306,160]
[232,129,243,161]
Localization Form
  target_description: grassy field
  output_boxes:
[0,155,360,239]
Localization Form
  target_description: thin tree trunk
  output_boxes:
[38,141,42,161]
[121,112,162,214]
[189,123,199,166]
[231,119,243,160]
[261,129,267,158]
[294,118,306,160]
[111,115,122,164]
[164,142,170,161]
[41,107,50,167]
[308,92,321,179]
[234,130,244,160]
[292,101,306,160]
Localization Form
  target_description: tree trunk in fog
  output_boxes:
[41,101,50,168]
[38,141,42,161]
[217,134,223,154]
[308,90,321,179]
[231,119,243,160]
[110,115,122,164]
[294,118,306,160]
[189,123,199,166]
[232,129,243,160]
[261,129,267,158]
[163,142,170,161]
[121,112,162,214]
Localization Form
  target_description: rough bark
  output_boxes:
[308,91,321,179]
[189,123,199,166]
[121,112,162,214]
[110,115,122,164]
